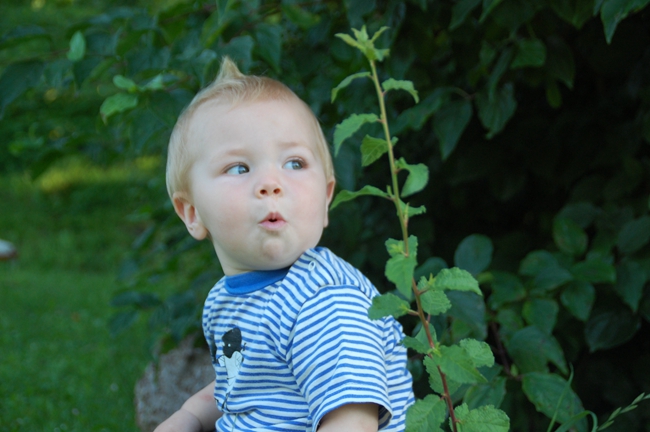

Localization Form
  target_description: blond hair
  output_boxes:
[166,57,334,198]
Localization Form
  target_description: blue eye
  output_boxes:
[283,160,304,170]
[226,164,249,175]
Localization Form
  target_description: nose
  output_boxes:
[256,170,283,198]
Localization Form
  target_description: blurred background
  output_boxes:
[1,0,650,430]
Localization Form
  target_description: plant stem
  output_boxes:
[369,58,458,432]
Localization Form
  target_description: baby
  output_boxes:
[155,57,414,432]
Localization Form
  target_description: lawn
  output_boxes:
[0,159,163,431]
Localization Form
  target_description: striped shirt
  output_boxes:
[203,247,414,431]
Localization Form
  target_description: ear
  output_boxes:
[323,178,336,228]
[172,191,208,240]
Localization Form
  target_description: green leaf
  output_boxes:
[435,345,487,384]
[67,30,86,62]
[487,271,526,309]
[333,113,379,155]
[220,35,254,72]
[459,338,494,368]
[450,0,482,29]
[393,88,452,134]
[560,281,595,321]
[511,38,547,69]
[0,60,44,119]
[0,25,50,50]
[432,267,481,295]
[616,215,650,255]
[113,75,138,92]
[520,250,574,291]
[601,0,650,44]
[546,37,576,89]
[570,258,616,284]
[447,291,488,340]
[507,326,568,374]
[382,78,420,103]
[425,355,462,395]
[402,335,432,354]
[368,292,411,319]
[551,0,594,29]
[281,4,321,29]
[331,72,371,102]
[454,234,493,276]
[464,377,507,410]
[100,93,139,122]
[396,158,429,197]
[421,289,452,316]
[405,394,446,432]
[522,298,559,335]
[254,23,282,73]
[385,237,418,298]
[557,202,599,228]
[360,135,393,167]
[522,372,586,425]
[415,257,448,280]
[329,185,389,210]
[553,217,588,256]
[414,321,438,349]
[479,0,506,22]
[454,403,510,432]
[614,260,647,312]
[433,99,473,160]
[475,83,517,139]
[585,306,640,352]
[108,310,139,336]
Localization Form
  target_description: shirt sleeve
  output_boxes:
[286,284,393,431]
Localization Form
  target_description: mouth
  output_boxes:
[259,212,286,230]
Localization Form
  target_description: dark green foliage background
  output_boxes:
[2,0,650,429]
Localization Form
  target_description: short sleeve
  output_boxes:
[286,285,393,431]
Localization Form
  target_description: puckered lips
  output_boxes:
[259,212,286,230]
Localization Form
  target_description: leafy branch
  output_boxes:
[330,26,509,432]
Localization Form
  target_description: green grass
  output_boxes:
[0,158,162,431]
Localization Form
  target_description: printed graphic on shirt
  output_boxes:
[217,327,244,410]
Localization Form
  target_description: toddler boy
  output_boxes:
[155,57,414,432]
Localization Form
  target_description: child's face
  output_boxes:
[174,98,335,275]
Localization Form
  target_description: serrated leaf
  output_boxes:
[459,338,494,368]
[329,185,389,210]
[464,377,507,410]
[585,306,640,352]
[571,258,616,284]
[454,234,493,276]
[421,290,452,316]
[475,83,517,139]
[405,394,446,432]
[616,215,650,255]
[511,38,546,69]
[522,372,586,425]
[433,99,472,160]
[435,345,487,384]
[368,292,411,319]
[454,403,510,432]
[396,158,429,197]
[67,30,86,62]
[333,113,379,155]
[386,237,418,297]
[450,0,482,29]
[402,335,432,354]
[614,260,647,312]
[553,217,588,256]
[360,135,394,167]
[414,321,438,349]
[488,271,526,309]
[507,326,568,374]
[382,78,420,103]
[335,32,364,51]
[113,74,138,92]
[560,281,595,321]
[331,72,371,102]
[432,267,481,295]
[100,93,138,122]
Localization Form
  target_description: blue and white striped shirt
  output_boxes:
[203,247,414,431]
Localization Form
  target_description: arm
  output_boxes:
[317,403,379,432]
[154,381,222,432]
